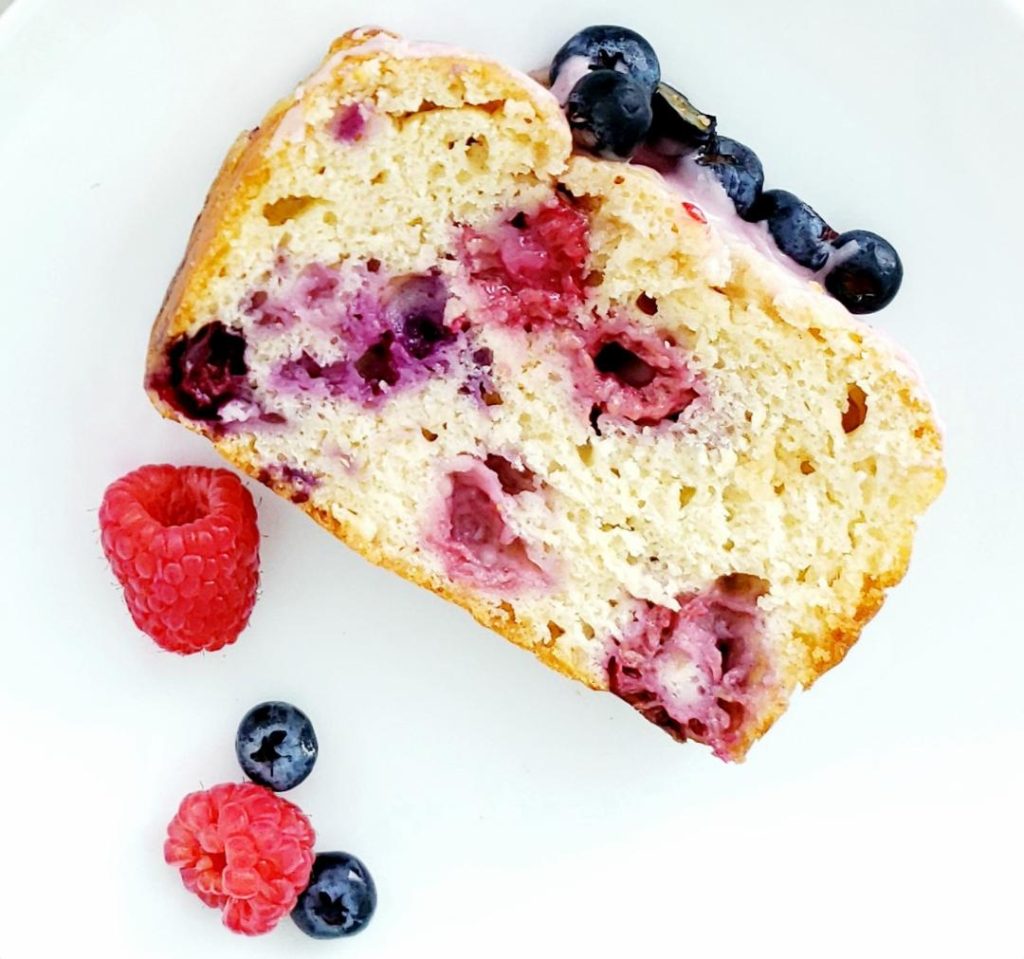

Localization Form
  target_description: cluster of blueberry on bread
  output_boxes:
[142,26,944,762]
[550,25,902,314]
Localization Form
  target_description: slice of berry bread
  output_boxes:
[146,28,944,760]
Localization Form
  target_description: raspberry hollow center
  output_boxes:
[140,483,209,527]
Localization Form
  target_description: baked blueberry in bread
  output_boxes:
[146,27,944,760]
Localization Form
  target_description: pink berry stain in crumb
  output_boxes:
[242,262,341,332]
[251,264,460,409]
[428,458,552,593]
[571,317,702,427]
[606,574,771,759]
[460,347,501,407]
[330,102,369,142]
[256,464,318,505]
[460,194,590,330]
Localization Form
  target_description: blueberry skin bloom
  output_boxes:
[696,136,764,220]
[566,69,653,159]
[753,189,836,270]
[235,701,318,792]
[550,25,661,94]
[825,229,903,314]
[292,852,377,939]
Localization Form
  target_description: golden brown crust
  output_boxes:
[230,452,600,689]
[146,127,266,381]
[196,414,942,762]
[795,407,945,689]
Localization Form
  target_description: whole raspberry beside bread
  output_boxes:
[99,464,259,653]
[164,782,315,935]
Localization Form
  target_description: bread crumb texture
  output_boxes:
[146,29,944,760]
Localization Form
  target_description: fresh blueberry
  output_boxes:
[647,82,717,156]
[166,321,247,420]
[696,136,764,220]
[235,701,317,792]
[566,69,653,159]
[292,852,377,939]
[824,230,903,314]
[752,189,836,270]
[550,25,660,95]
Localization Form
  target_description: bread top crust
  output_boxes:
[148,28,568,352]
[151,27,939,419]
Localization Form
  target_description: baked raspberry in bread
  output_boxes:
[146,27,944,760]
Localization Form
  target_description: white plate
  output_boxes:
[2,1,1022,956]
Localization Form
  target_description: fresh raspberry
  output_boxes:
[164,782,316,936]
[99,464,259,653]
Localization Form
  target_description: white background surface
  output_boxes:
[1,1,1022,956]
